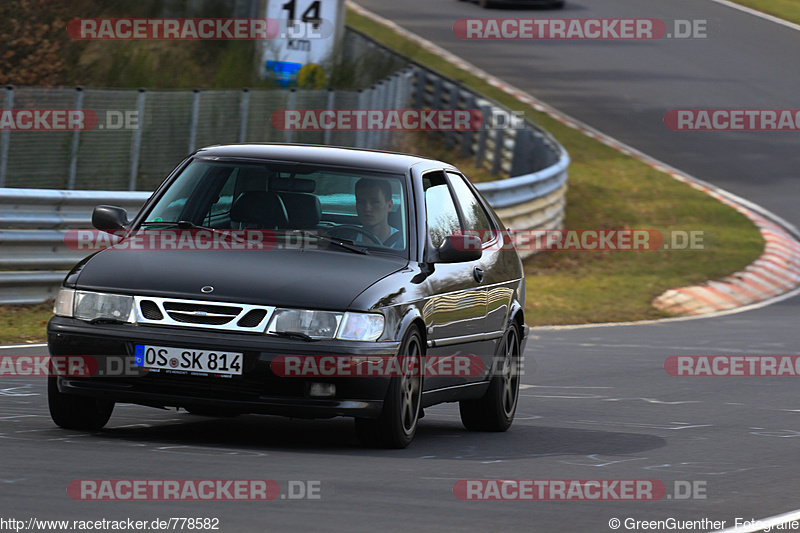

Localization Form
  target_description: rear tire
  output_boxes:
[48,377,114,430]
[459,323,520,431]
[355,326,423,449]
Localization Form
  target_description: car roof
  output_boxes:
[193,143,452,174]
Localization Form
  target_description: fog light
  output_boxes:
[308,383,336,398]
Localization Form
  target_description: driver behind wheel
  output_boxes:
[354,178,401,248]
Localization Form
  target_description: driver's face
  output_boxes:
[356,186,392,228]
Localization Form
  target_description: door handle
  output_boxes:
[473,266,484,283]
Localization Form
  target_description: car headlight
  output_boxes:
[69,290,136,323]
[266,309,384,341]
[337,312,385,341]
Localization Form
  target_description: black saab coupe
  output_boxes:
[48,144,528,448]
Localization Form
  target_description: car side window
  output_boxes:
[446,172,496,243]
[423,171,461,248]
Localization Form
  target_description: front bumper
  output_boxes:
[48,316,402,419]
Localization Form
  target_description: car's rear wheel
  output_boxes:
[459,323,520,431]
[48,377,114,430]
[355,326,423,449]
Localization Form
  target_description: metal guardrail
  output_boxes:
[0,189,151,304]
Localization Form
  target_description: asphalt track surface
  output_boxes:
[3,1,800,531]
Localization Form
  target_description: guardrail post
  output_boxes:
[414,68,425,110]
[475,104,491,169]
[511,128,535,176]
[401,68,413,109]
[461,94,475,159]
[128,88,146,191]
[67,87,84,190]
[491,127,504,176]
[285,89,296,144]
[368,83,380,149]
[444,83,460,150]
[239,88,250,143]
[356,89,367,148]
[188,89,201,153]
[431,77,443,111]
[374,82,383,149]
[324,88,335,145]
[0,86,14,188]
[385,75,397,149]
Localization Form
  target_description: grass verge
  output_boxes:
[0,303,53,345]
[727,0,800,25]
[347,9,764,325]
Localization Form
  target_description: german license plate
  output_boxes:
[134,345,243,376]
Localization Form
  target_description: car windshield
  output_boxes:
[140,159,409,256]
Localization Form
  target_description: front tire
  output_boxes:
[355,326,423,449]
[48,377,114,430]
[459,323,520,431]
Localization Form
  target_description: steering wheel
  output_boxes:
[328,224,383,245]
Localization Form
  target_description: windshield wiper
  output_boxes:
[296,230,369,255]
[139,220,246,244]
[266,331,318,342]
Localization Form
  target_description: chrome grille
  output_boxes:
[134,297,273,333]
[163,302,243,315]
[169,313,233,325]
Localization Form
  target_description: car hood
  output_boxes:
[74,248,407,310]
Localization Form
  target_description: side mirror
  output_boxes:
[92,205,129,234]
[436,234,482,263]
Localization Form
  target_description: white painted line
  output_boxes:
[0,343,47,349]
[713,508,800,532]
[707,0,800,33]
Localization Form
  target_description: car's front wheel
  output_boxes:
[355,326,423,449]
[48,377,114,430]
[459,323,520,431]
